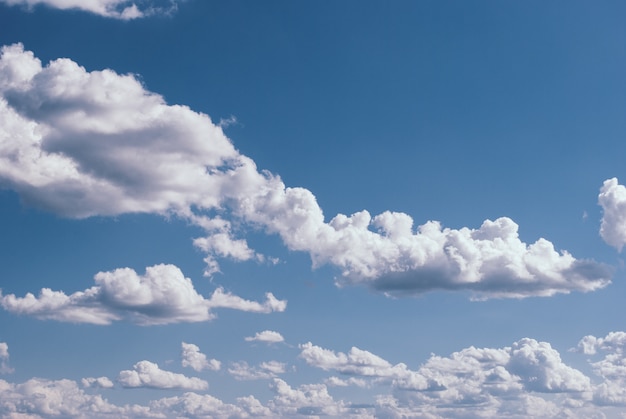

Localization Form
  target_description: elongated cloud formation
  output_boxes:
[4,333,626,417]
[0,264,286,325]
[117,360,208,390]
[245,330,285,343]
[0,0,178,19]
[0,44,611,299]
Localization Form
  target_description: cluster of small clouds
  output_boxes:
[0,264,286,325]
[0,0,179,20]
[0,43,613,302]
[4,333,626,417]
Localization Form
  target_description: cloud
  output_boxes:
[599,178,626,251]
[181,342,221,372]
[0,343,12,374]
[81,376,114,389]
[0,0,179,20]
[117,360,208,390]
[150,392,272,419]
[0,44,610,299]
[228,361,286,381]
[0,378,153,417]
[244,330,285,344]
[0,264,286,325]
[267,378,351,417]
[300,339,593,417]
[574,331,626,406]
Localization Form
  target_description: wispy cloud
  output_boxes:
[0,343,12,374]
[0,0,179,20]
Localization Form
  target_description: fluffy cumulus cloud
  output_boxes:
[117,360,208,390]
[0,378,155,418]
[599,177,626,251]
[575,331,626,406]
[0,44,610,299]
[301,339,594,418]
[5,334,626,417]
[244,330,285,344]
[0,0,179,20]
[181,342,221,372]
[0,264,286,325]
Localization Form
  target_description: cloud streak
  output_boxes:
[0,0,179,20]
[0,264,286,325]
[0,44,611,299]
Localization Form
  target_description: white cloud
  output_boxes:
[81,376,114,389]
[0,264,286,325]
[228,361,286,381]
[0,0,179,20]
[0,378,154,418]
[574,331,626,406]
[0,343,13,374]
[207,287,287,314]
[150,392,271,419]
[267,378,351,417]
[599,177,626,251]
[301,339,593,417]
[181,342,221,372]
[0,44,610,299]
[244,330,285,344]
[117,360,208,390]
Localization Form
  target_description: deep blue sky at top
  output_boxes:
[2,0,624,240]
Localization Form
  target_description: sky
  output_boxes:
[0,0,625,417]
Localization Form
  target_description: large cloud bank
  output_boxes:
[0,43,611,299]
[0,0,178,19]
[4,332,626,417]
[0,264,286,325]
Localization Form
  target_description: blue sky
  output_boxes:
[0,0,625,417]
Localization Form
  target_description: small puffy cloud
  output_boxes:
[181,342,220,372]
[228,361,286,381]
[599,177,626,251]
[0,0,179,20]
[117,360,208,390]
[0,264,286,325]
[244,330,284,344]
[81,376,114,389]
[0,44,609,299]
[0,342,13,374]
